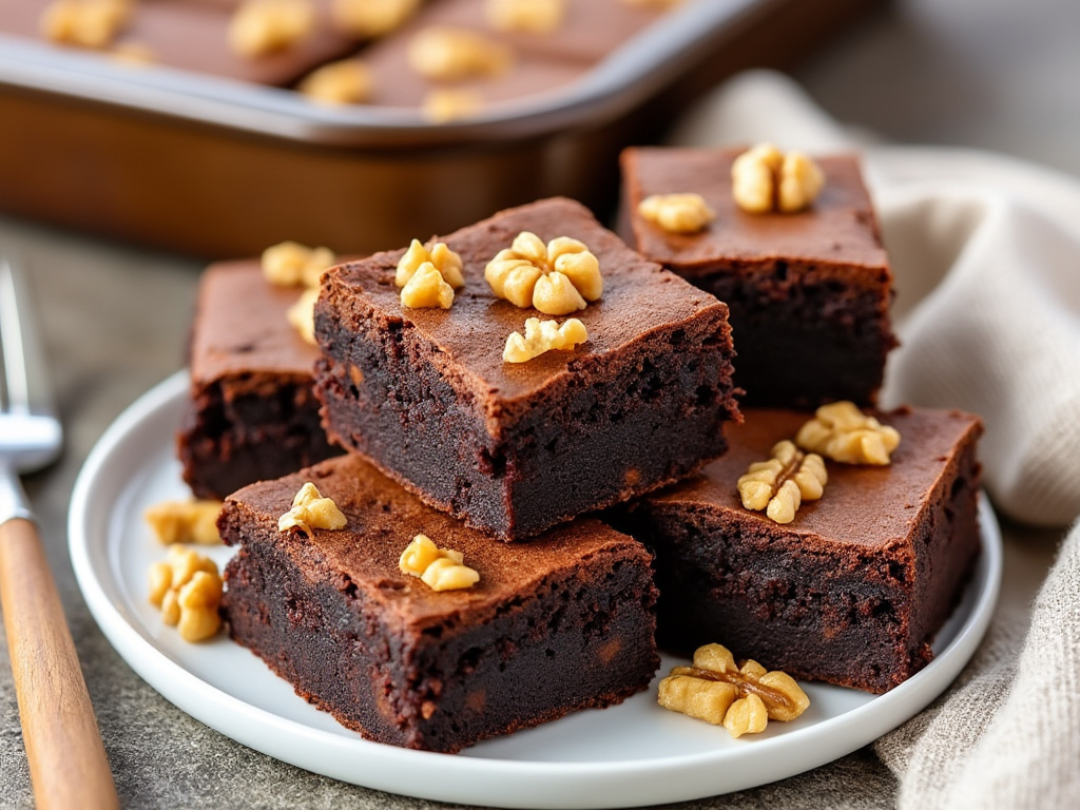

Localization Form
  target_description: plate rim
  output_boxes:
[69,369,1002,808]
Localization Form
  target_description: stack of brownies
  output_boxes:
[179,147,982,752]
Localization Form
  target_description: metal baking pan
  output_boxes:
[0,0,884,258]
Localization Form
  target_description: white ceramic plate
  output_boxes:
[69,370,1002,809]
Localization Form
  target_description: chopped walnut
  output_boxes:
[148,545,223,642]
[485,0,565,33]
[278,482,348,534]
[731,143,824,214]
[399,534,479,591]
[298,60,373,105]
[287,287,320,343]
[144,499,223,545]
[422,89,483,122]
[40,0,132,49]
[503,317,587,363]
[796,401,901,466]
[396,240,465,289]
[638,193,715,234]
[737,440,827,524]
[262,241,336,288]
[331,0,419,38]
[657,643,809,738]
[485,231,602,315]
[407,26,511,81]
[400,262,456,309]
[228,0,316,58]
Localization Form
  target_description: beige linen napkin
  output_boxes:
[668,70,1080,809]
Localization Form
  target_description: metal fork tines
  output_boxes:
[0,259,63,522]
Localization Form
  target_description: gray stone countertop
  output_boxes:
[1,0,1078,806]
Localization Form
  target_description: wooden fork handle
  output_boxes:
[0,517,120,810]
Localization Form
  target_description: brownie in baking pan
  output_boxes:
[178,260,341,501]
[620,146,898,408]
[219,453,659,753]
[627,406,982,694]
[313,196,740,541]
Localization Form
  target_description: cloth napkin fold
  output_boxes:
[668,70,1080,810]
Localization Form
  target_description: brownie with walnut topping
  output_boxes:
[219,452,659,753]
[625,406,982,694]
[620,146,898,408]
[312,196,740,542]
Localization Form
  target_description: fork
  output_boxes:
[0,259,119,810]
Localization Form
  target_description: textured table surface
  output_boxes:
[1,0,1078,807]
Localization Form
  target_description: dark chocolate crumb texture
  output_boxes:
[219,453,659,753]
[620,147,898,408]
[628,406,982,694]
[313,197,740,541]
[179,260,341,501]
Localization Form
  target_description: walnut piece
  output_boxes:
[287,286,320,343]
[737,440,827,524]
[399,534,479,591]
[503,317,587,363]
[399,263,456,309]
[422,89,483,122]
[485,231,602,315]
[485,0,565,33]
[298,60,373,105]
[148,545,223,642]
[407,26,511,81]
[396,240,465,289]
[657,643,809,738]
[278,482,348,534]
[228,0,316,58]
[731,143,824,214]
[638,193,715,234]
[795,401,901,465]
[331,0,419,38]
[144,499,223,545]
[262,241,336,288]
[40,0,132,49]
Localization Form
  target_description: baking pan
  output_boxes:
[0,0,885,258]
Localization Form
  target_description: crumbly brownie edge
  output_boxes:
[178,376,341,501]
[220,507,660,752]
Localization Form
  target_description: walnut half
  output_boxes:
[657,643,809,738]
[485,231,602,315]
[737,440,827,524]
[148,545,223,642]
[795,401,901,465]
[731,143,824,214]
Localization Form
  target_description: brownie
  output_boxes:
[2,0,357,87]
[313,197,740,541]
[627,406,982,694]
[219,453,659,753]
[178,260,341,500]
[620,146,898,408]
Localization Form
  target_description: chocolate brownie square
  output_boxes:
[219,453,659,753]
[178,260,341,500]
[620,146,898,408]
[314,197,740,541]
[628,406,982,693]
